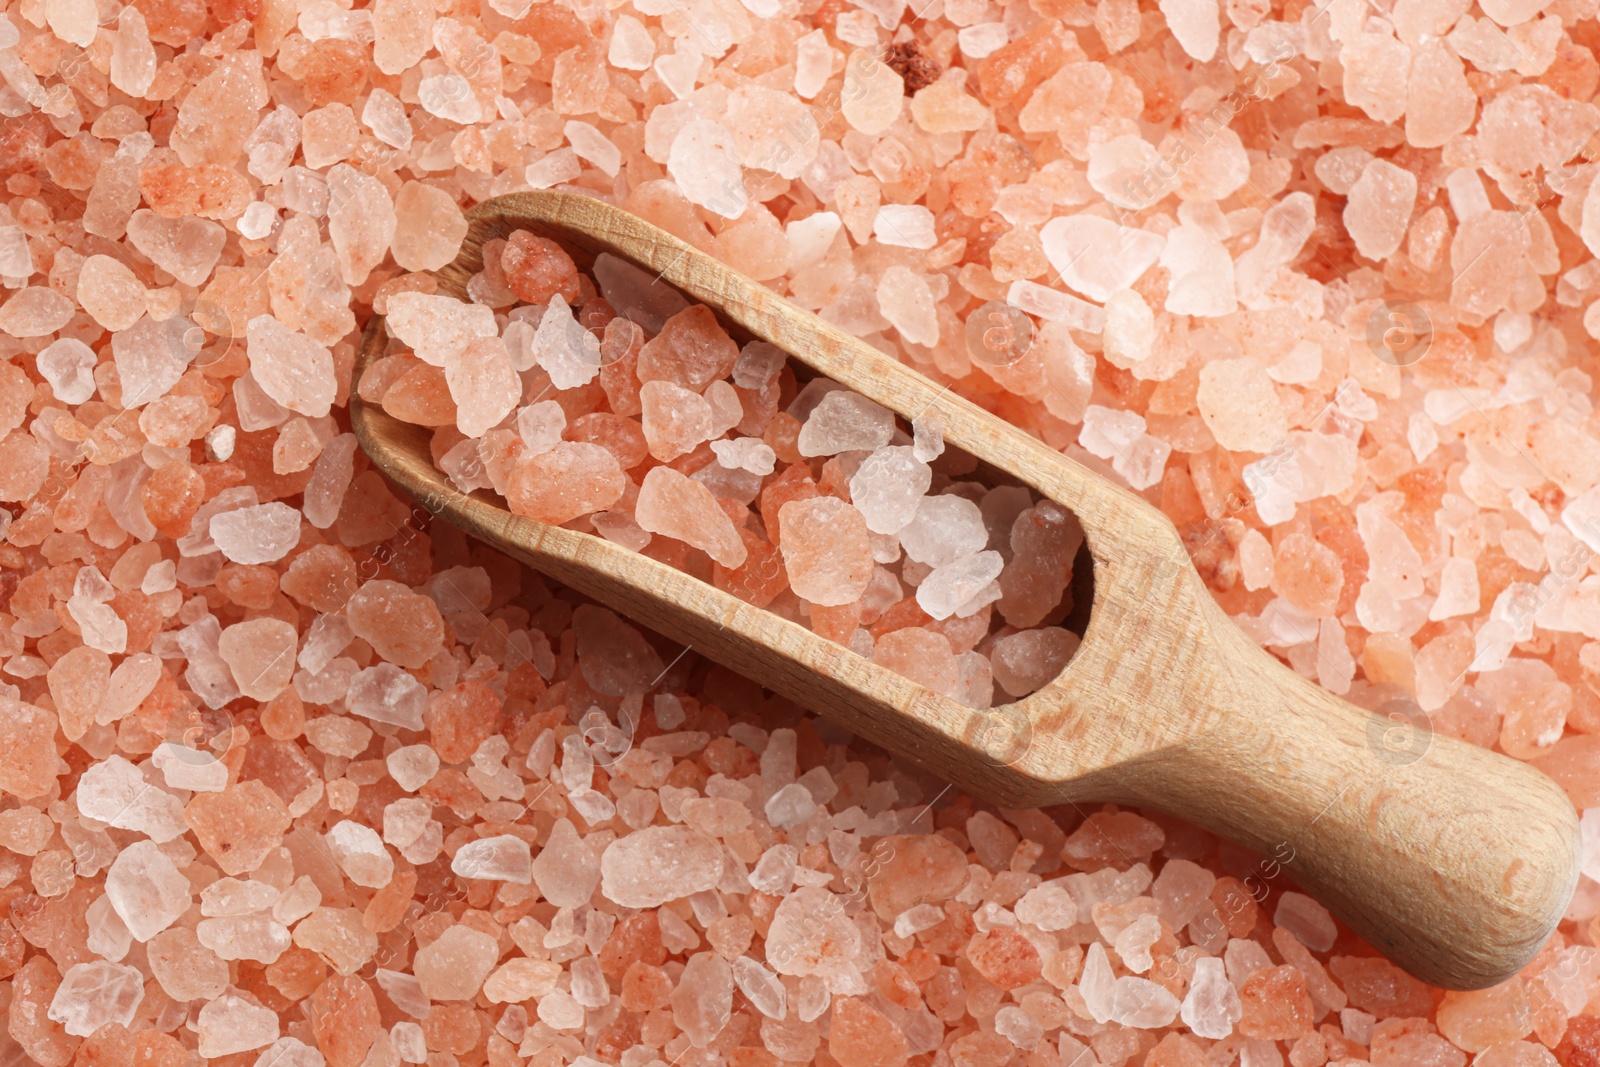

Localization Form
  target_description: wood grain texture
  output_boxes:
[352,191,1579,991]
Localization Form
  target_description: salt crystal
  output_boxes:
[610,15,656,68]
[76,755,188,842]
[454,834,534,882]
[1345,159,1418,261]
[842,49,904,133]
[387,292,498,367]
[636,466,748,568]
[1181,956,1242,1037]
[1160,0,1220,59]
[877,266,940,345]
[1274,891,1338,951]
[414,924,499,1000]
[849,447,933,534]
[566,120,622,176]
[105,839,191,941]
[873,205,938,249]
[601,825,723,907]
[780,497,876,605]
[991,627,1079,696]
[110,6,156,97]
[246,315,336,417]
[36,338,96,405]
[798,391,896,455]
[669,120,749,219]
[48,961,144,1037]
[211,502,303,564]
[918,551,1005,620]
[535,294,604,389]
[196,995,280,1057]
[795,30,835,98]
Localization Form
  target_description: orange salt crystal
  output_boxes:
[1239,965,1317,1040]
[501,231,580,306]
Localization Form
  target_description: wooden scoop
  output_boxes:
[352,191,1578,992]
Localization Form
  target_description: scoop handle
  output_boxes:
[1110,618,1579,991]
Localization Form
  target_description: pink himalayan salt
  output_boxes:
[600,825,723,907]
[779,496,875,606]
[1195,358,1289,453]
[640,379,716,461]
[446,336,521,437]
[1345,159,1418,261]
[345,580,446,669]
[635,466,748,568]
[391,181,468,271]
[638,304,740,392]
[507,441,627,525]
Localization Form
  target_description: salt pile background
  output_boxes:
[0,0,1596,1067]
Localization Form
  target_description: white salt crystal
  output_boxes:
[246,315,336,418]
[327,820,394,888]
[849,447,933,534]
[795,30,834,98]
[1102,290,1155,367]
[1081,942,1116,1023]
[1160,0,1220,59]
[877,266,940,345]
[105,840,191,941]
[958,22,1009,58]
[76,755,188,842]
[535,295,604,388]
[873,204,938,249]
[566,120,622,176]
[211,502,302,564]
[68,597,128,655]
[206,425,237,461]
[386,292,498,367]
[152,743,229,792]
[518,400,567,455]
[1040,215,1165,303]
[387,745,440,792]
[362,88,413,149]
[238,201,277,241]
[48,962,144,1037]
[610,15,656,69]
[734,957,787,1019]
[453,835,534,883]
[787,211,842,268]
[798,391,895,455]
[918,551,1005,619]
[348,663,427,730]
[601,825,722,907]
[196,996,279,1057]
[1007,280,1106,331]
[669,120,749,219]
[419,73,482,123]
[1181,956,1241,1038]
[734,341,786,388]
[1160,224,1237,317]
[527,148,583,189]
[901,495,987,567]
[711,438,777,475]
[38,338,98,405]
[765,782,818,829]
[112,315,188,408]
[1430,557,1481,620]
